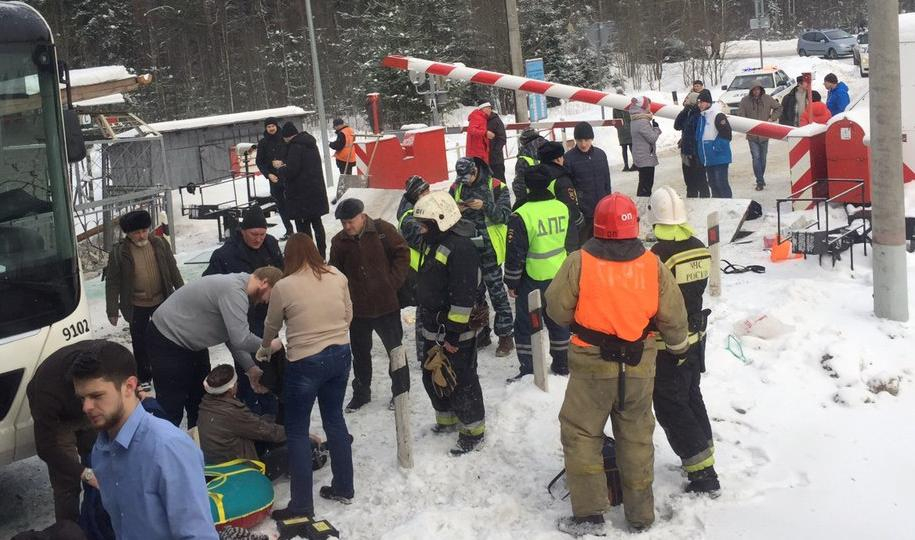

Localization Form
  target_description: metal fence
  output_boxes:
[70,134,175,272]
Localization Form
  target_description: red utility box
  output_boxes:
[825,118,871,204]
[354,126,449,189]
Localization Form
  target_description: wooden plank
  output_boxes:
[708,211,721,297]
[528,289,549,392]
[388,345,413,468]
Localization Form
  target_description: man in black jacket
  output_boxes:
[487,110,507,180]
[538,141,584,235]
[513,128,548,206]
[563,122,611,242]
[256,117,293,239]
[413,191,485,456]
[277,122,329,258]
[674,93,710,198]
[203,206,283,415]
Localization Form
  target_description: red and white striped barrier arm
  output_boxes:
[383,55,804,141]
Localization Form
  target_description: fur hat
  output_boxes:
[335,198,364,220]
[264,117,280,129]
[281,121,299,138]
[537,141,565,162]
[119,210,152,233]
[525,164,553,192]
[697,89,714,104]
[241,206,268,230]
[573,122,594,140]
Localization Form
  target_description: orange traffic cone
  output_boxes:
[770,238,803,262]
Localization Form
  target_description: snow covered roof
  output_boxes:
[74,93,126,107]
[68,66,134,87]
[140,106,313,134]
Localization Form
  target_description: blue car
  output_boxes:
[797,29,857,59]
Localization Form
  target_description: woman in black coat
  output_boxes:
[277,122,330,258]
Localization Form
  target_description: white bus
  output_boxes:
[0,2,91,466]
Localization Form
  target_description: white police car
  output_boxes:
[719,67,796,115]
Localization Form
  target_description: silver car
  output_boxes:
[797,29,857,59]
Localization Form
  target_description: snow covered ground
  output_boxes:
[3,38,914,540]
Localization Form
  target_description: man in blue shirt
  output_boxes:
[71,340,217,540]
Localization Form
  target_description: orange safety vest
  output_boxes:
[335,126,356,163]
[571,249,659,347]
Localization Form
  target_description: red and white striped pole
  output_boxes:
[383,55,809,141]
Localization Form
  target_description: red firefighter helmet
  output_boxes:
[593,193,640,239]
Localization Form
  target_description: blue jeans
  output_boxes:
[705,164,732,198]
[747,139,768,186]
[283,344,354,514]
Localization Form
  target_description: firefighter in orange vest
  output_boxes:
[545,193,689,536]
[330,118,356,174]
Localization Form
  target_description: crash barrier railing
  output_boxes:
[775,179,870,270]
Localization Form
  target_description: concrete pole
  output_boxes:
[304,0,336,187]
[505,0,529,122]
[868,0,909,322]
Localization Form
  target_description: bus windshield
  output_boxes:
[0,43,80,339]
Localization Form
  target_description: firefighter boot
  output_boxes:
[685,465,721,496]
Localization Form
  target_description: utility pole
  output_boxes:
[868,0,909,321]
[505,0,529,122]
[304,0,335,188]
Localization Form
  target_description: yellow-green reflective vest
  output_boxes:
[397,208,422,271]
[515,198,569,281]
[519,155,537,166]
[454,179,508,265]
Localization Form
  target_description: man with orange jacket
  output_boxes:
[329,118,356,174]
[545,193,689,536]
[799,91,833,126]
[465,102,495,170]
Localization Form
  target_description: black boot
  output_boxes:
[449,434,483,456]
[685,465,721,496]
[345,393,371,413]
[476,328,492,349]
[319,485,353,505]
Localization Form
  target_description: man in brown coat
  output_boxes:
[329,198,410,412]
[105,210,183,384]
[26,341,108,523]
[737,85,782,191]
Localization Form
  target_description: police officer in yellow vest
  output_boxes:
[450,157,515,356]
[648,186,719,495]
[504,164,579,381]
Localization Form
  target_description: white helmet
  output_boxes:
[649,186,688,225]
[414,191,461,231]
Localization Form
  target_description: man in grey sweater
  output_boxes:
[146,267,284,427]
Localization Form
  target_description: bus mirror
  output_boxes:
[63,109,87,163]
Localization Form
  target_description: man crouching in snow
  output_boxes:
[545,193,689,536]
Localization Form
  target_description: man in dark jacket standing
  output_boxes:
[203,206,283,415]
[674,93,710,198]
[330,198,411,412]
[563,122,611,242]
[612,88,635,172]
[105,209,184,385]
[513,128,548,204]
[255,117,293,239]
[487,110,507,180]
[277,122,329,258]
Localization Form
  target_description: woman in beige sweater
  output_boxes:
[258,233,354,519]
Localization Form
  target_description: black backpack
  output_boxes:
[547,435,623,507]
